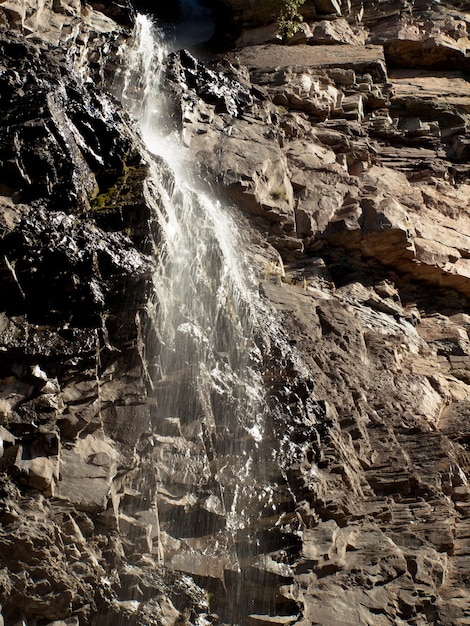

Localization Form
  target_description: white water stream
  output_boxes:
[120,11,268,452]
[112,15,281,615]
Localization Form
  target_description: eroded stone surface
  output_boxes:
[1,0,470,625]
[166,0,470,623]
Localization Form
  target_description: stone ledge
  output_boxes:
[235,44,388,82]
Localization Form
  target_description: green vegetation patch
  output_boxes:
[277,0,306,41]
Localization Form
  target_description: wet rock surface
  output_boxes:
[1,1,470,625]
[0,3,173,624]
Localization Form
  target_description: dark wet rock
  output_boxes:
[0,5,167,624]
[166,48,253,121]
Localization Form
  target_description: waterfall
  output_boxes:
[112,13,285,621]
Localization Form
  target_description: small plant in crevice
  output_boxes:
[91,161,133,211]
[264,259,285,281]
[277,0,306,41]
[270,186,288,201]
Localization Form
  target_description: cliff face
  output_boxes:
[176,1,470,624]
[0,2,174,624]
[0,1,470,625]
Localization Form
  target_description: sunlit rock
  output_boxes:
[1,0,470,624]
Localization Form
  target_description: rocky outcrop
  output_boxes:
[0,5,178,624]
[164,0,470,623]
[1,0,470,625]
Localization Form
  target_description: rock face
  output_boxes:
[1,1,470,625]
[164,0,470,624]
[0,3,176,624]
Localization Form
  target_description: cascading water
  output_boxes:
[111,12,293,623]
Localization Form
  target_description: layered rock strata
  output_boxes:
[0,0,470,625]
[164,0,470,623]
